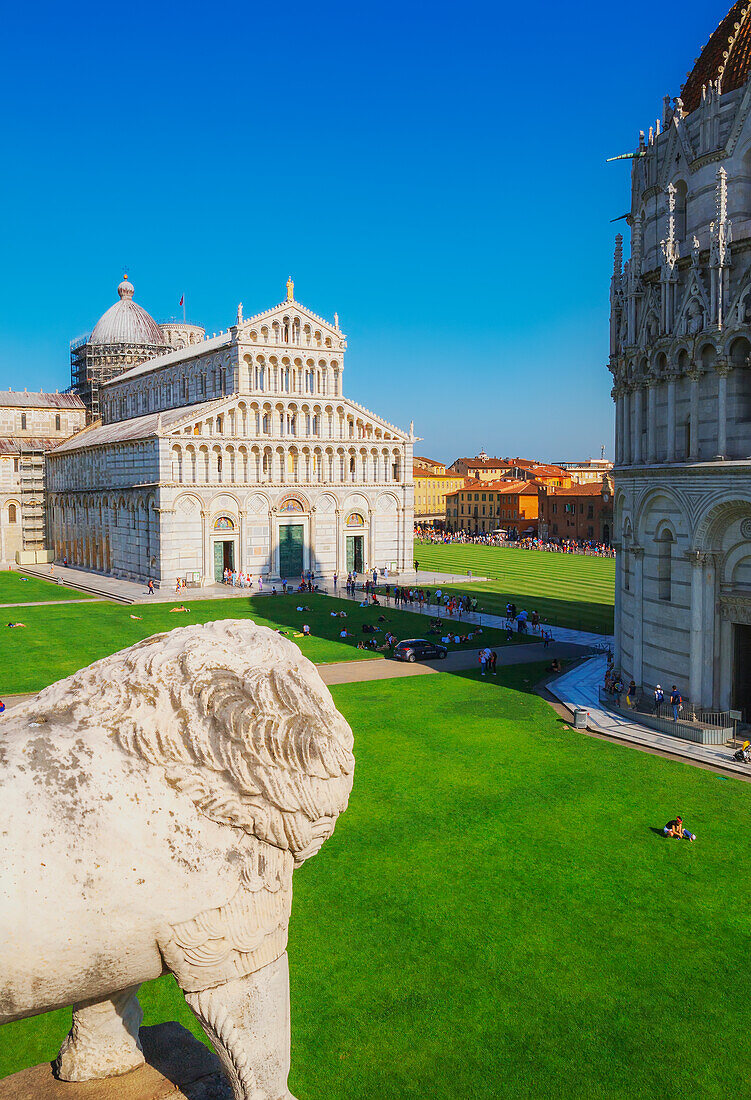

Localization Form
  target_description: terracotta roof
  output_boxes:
[413,455,445,467]
[452,456,512,469]
[681,1,751,113]
[51,399,227,453]
[446,478,540,497]
[0,391,85,409]
[542,479,612,497]
[0,437,59,454]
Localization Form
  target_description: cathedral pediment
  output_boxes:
[236,296,346,351]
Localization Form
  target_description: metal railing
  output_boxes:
[598,687,736,745]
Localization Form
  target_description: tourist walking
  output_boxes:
[147,579,154,596]
[670,685,682,722]
[489,649,497,675]
[653,684,664,715]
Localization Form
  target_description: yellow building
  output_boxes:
[414,460,468,524]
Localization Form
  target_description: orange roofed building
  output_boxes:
[445,478,540,535]
[537,476,614,544]
[449,451,572,488]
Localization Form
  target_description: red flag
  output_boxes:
[179,294,184,307]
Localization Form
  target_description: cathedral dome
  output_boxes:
[89,276,165,347]
[681,1,751,113]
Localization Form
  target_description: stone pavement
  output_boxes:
[548,655,750,779]
[1,640,586,710]
[320,639,586,685]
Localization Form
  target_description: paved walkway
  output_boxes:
[1,640,586,710]
[548,655,750,778]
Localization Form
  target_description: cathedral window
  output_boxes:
[8,504,17,524]
[55,414,61,431]
[20,413,26,430]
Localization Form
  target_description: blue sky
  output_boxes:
[0,0,729,462]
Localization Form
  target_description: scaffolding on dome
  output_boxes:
[70,336,165,422]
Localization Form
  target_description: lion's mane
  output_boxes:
[25,620,355,864]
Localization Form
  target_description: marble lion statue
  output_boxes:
[0,619,355,1100]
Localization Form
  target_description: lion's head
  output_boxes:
[26,620,355,866]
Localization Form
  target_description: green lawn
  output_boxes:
[0,592,527,696]
[0,570,85,605]
[2,668,748,1096]
[414,541,615,634]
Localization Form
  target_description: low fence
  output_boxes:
[598,688,733,745]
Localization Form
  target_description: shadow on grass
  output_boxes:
[245,591,538,659]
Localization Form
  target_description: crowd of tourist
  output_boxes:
[414,527,504,546]
[414,527,615,557]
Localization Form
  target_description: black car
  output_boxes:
[393,638,448,662]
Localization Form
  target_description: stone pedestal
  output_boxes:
[0,1023,232,1100]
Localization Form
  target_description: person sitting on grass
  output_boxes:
[550,658,561,674]
[302,624,311,636]
[663,816,696,841]
[169,605,189,614]
[339,627,352,638]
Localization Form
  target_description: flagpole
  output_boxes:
[183,295,186,324]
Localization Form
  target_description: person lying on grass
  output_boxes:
[663,816,696,841]
[339,628,353,638]
[169,605,189,613]
[7,622,26,628]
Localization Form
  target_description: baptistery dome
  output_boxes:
[90,276,164,347]
[681,0,751,112]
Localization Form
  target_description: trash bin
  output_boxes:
[573,708,589,730]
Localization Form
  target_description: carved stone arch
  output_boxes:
[211,491,242,512]
[246,491,270,514]
[344,492,369,514]
[634,483,688,543]
[692,497,751,551]
[727,333,751,366]
[174,492,202,515]
[698,339,718,369]
[376,492,399,514]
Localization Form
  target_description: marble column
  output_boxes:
[666,375,677,462]
[631,546,644,685]
[238,509,246,571]
[646,381,657,463]
[715,362,730,459]
[634,386,643,464]
[308,506,317,575]
[688,370,701,461]
[687,550,705,704]
[623,388,632,465]
[613,541,623,668]
[200,509,210,581]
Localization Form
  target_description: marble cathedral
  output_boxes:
[48,277,415,586]
[609,0,751,715]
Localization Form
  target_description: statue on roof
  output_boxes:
[237,302,243,325]
[286,276,294,302]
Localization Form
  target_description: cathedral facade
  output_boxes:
[48,280,415,585]
[610,1,751,716]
